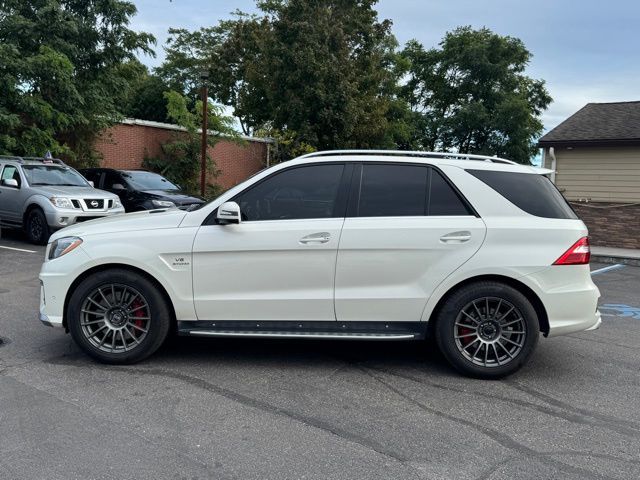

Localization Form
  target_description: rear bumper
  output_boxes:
[522,265,601,337]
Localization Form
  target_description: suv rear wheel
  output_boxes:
[435,281,539,379]
[67,269,171,364]
[26,208,49,245]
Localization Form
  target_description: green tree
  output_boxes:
[400,27,552,164]
[0,0,155,165]
[142,91,239,197]
[158,0,411,157]
[121,61,172,123]
[157,14,268,135]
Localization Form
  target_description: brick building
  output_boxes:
[539,101,640,249]
[94,119,272,191]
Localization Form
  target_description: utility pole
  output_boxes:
[200,70,209,197]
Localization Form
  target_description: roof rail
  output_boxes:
[297,150,517,165]
[0,155,26,163]
[0,155,66,165]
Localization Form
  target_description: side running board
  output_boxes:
[177,320,427,341]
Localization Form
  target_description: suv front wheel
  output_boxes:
[67,269,171,364]
[26,208,50,245]
[435,281,539,379]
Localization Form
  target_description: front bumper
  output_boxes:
[45,207,125,230]
[39,247,94,329]
[39,311,61,328]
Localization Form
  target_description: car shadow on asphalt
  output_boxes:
[151,335,454,375]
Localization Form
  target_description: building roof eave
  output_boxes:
[120,118,274,144]
[538,138,640,149]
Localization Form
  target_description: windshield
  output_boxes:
[122,171,179,191]
[22,165,89,187]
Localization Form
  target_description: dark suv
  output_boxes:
[80,168,204,212]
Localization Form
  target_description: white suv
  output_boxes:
[38,151,601,378]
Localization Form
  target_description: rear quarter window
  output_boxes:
[467,169,577,219]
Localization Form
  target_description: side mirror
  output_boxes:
[216,201,241,224]
[2,178,19,188]
[112,183,125,191]
[88,181,95,187]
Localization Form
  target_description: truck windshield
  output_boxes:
[23,165,89,187]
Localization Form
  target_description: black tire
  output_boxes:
[434,281,539,379]
[26,208,50,245]
[67,269,171,364]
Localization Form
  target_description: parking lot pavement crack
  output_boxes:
[363,365,640,439]
[361,368,618,480]
[537,451,640,466]
[129,366,420,474]
[566,333,640,350]
[507,381,640,437]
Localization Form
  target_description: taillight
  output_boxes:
[553,237,590,265]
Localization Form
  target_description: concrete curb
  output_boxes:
[591,255,640,267]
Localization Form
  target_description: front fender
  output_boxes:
[76,229,198,321]
[23,194,55,217]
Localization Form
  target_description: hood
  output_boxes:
[142,189,204,205]
[34,185,119,199]
[50,208,188,241]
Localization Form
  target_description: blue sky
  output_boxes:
[130,0,640,133]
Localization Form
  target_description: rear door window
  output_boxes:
[429,169,473,215]
[357,164,428,217]
[354,164,473,217]
[467,169,577,219]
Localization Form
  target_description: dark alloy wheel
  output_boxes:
[435,281,539,379]
[68,269,171,364]
[26,208,50,245]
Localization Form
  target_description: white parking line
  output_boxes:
[0,245,37,253]
[591,264,625,276]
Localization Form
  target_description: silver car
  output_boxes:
[0,156,125,244]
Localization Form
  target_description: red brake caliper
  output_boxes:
[459,326,474,346]
[131,299,145,335]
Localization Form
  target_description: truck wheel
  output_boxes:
[26,208,50,245]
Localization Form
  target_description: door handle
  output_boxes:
[299,232,331,244]
[440,231,472,243]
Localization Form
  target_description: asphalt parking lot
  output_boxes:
[1,230,640,480]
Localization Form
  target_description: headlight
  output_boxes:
[48,237,83,260]
[152,200,175,208]
[49,197,73,209]
[112,198,123,209]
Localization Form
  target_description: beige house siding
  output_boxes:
[543,146,640,202]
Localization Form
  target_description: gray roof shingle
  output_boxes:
[538,101,640,147]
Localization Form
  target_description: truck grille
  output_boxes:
[84,199,104,209]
